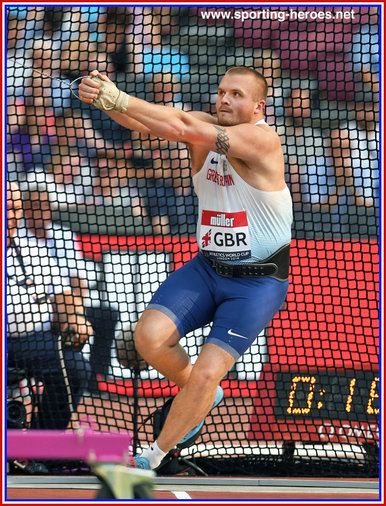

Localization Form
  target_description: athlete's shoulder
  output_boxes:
[255,121,283,148]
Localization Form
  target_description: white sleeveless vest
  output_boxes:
[193,121,293,264]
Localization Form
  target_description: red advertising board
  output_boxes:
[77,236,379,444]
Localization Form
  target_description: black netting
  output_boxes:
[6,5,379,477]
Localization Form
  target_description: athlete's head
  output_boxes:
[216,67,267,126]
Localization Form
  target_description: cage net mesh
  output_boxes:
[6,5,379,477]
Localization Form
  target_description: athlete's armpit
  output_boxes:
[214,125,230,155]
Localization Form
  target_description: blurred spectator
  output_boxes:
[60,38,111,80]
[129,7,189,81]
[21,185,120,380]
[21,186,93,297]
[92,152,148,215]
[254,49,321,127]
[279,87,335,211]
[7,13,28,67]
[7,13,27,55]
[129,72,196,235]
[7,97,34,179]
[7,181,93,429]
[22,36,107,125]
[130,72,183,162]
[130,144,198,236]
[254,48,291,123]
[349,8,379,96]
[53,109,109,158]
[15,145,91,212]
[94,7,131,75]
[7,9,45,98]
[24,102,57,170]
[329,98,379,208]
[20,7,46,48]
[135,162,175,236]
[41,6,91,46]
[171,146,198,235]
[45,145,95,208]
[7,97,56,180]
[24,39,58,111]
[79,6,107,44]
[146,72,183,108]
[21,40,60,170]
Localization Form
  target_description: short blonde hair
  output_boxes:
[225,66,268,100]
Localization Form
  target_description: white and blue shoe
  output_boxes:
[177,385,224,449]
[129,455,151,470]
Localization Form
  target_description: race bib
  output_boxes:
[199,210,251,261]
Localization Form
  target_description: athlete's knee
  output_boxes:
[134,309,179,356]
[134,318,152,355]
[187,365,219,392]
[187,343,235,391]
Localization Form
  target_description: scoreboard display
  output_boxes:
[274,370,379,421]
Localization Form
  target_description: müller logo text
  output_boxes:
[210,213,235,227]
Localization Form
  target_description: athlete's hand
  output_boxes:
[79,70,129,113]
[78,70,103,104]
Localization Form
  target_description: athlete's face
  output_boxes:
[216,73,265,126]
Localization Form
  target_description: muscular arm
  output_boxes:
[114,95,276,162]
[100,109,152,136]
[78,72,276,163]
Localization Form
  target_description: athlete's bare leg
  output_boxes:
[156,342,234,452]
[135,308,193,387]
[135,311,235,453]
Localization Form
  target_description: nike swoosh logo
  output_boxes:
[210,157,218,164]
[227,329,248,339]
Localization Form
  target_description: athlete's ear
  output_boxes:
[255,100,266,114]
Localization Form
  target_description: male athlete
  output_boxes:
[79,67,292,469]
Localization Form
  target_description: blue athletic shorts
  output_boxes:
[147,252,289,360]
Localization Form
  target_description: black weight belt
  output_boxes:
[207,243,291,281]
